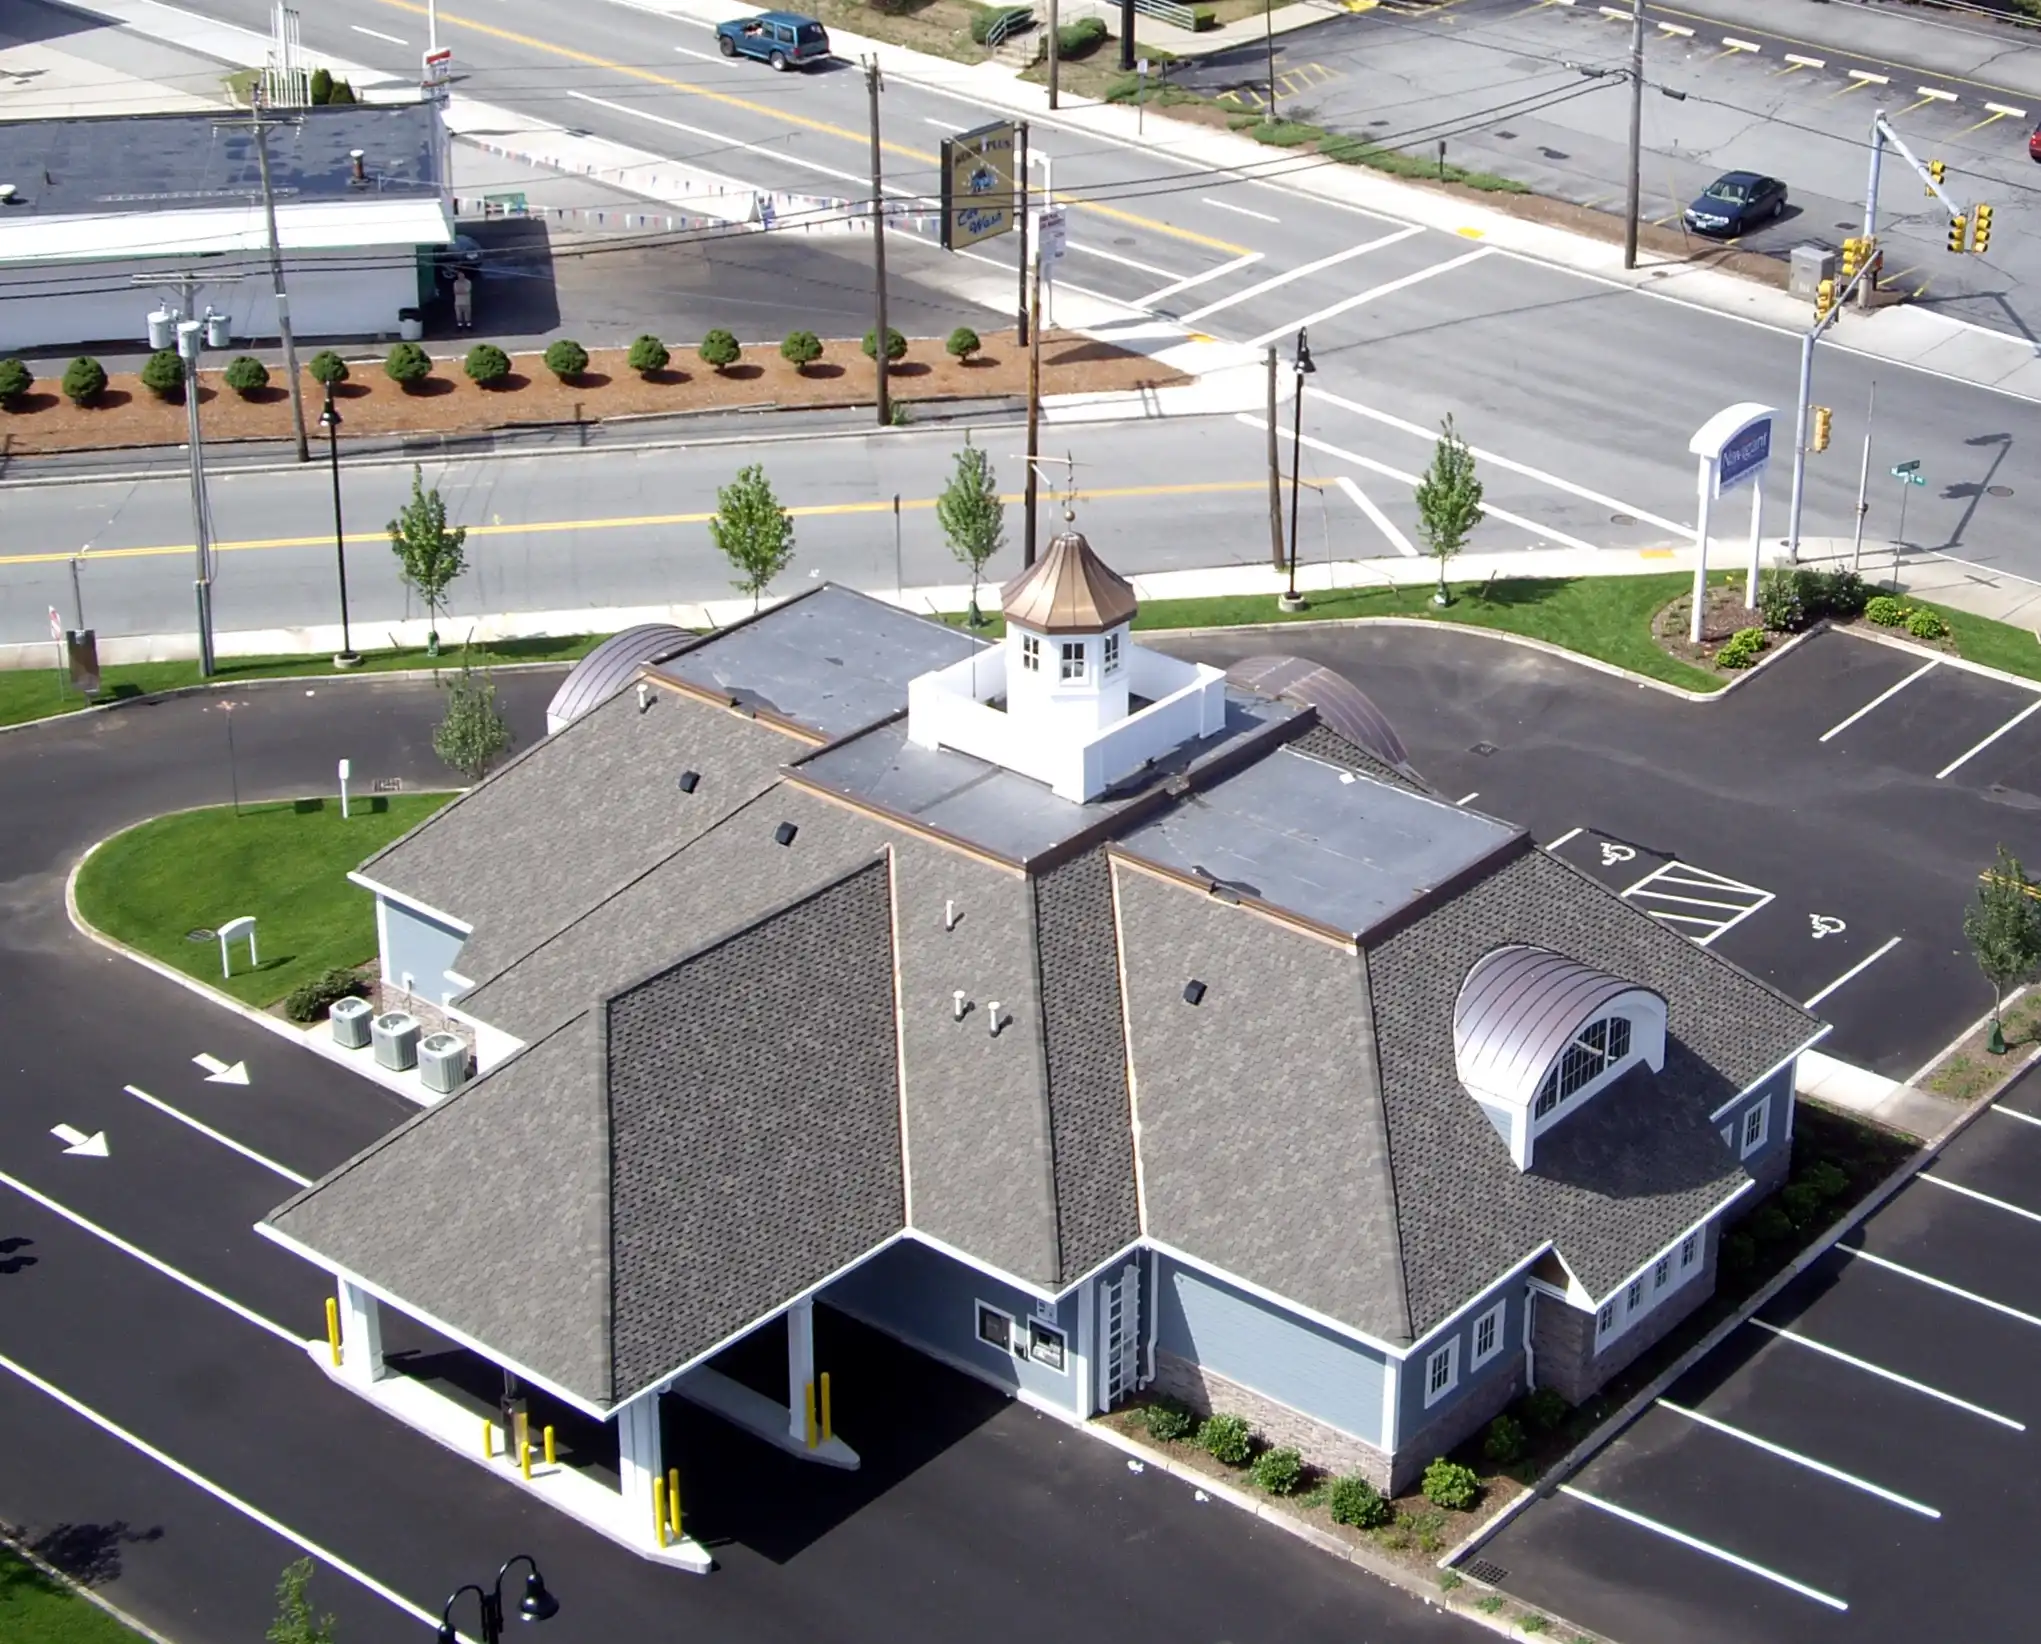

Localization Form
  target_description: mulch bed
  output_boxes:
[0,332,1184,455]
[1652,582,1765,671]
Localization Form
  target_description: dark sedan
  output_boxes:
[1682,171,1787,237]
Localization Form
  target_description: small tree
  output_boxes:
[433,662,514,783]
[384,342,433,389]
[861,326,907,363]
[627,333,670,376]
[62,356,107,407]
[307,350,350,387]
[267,1558,336,1644]
[543,338,589,380]
[222,355,271,398]
[387,465,468,654]
[710,463,795,612]
[936,435,1004,626]
[1964,845,2041,1052]
[308,66,333,106]
[699,329,741,374]
[140,349,186,401]
[1413,413,1483,606]
[0,358,30,406]
[780,330,823,372]
[463,343,512,386]
[946,326,982,365]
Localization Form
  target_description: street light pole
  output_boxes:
[1623,0,1644,269]
[319,384,359,667]
[1851,379,1876,572]
[1281,327,1314,613]
[178,316,216,679]
[438,1555,557,1644]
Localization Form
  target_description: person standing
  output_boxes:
[452,270,474,331]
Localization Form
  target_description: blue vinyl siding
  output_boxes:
[1397,1277,1522,1444]
[380,897,468,1001]
[1718,1061,1794,1161]
[824,1238,1083,1413]
[1154,1257,1386,1446]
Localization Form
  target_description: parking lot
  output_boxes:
[1163,622,2041,1078]
[1473,1063,2041,1644]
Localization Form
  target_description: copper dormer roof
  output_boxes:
[999,529,1139,634]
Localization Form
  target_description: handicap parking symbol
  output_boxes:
[1809,915,1847,940]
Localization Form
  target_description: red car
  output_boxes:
[2030,120,2041,160]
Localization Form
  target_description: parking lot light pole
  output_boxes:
[437,1555,557,1644]
[319,384,359,669]
[1281,327,1314,613]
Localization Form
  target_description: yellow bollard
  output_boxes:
[820,1371,833,1444]
[653,1477,668,1549]
[520,1439,532,1481]
[482,1419,494,1460]
[668,1467,682,1541]
[543,1425,556,1467]
[804,1379,817,1449]
[325,1297,341,1368]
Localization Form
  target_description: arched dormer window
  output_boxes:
[1534,1016,1634,1119]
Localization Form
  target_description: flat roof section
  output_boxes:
[652,587,984,741]
[1119,745,1520,939]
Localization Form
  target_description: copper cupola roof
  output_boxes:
[998,529,1138,634]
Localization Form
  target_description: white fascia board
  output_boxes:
[1713,1025,1831,1119]
[346,871,475,935]
[1586,1180,1756,1312]
[904,1226,1066,1306]
[253,1220,614,1421]
[1143,1237,1412,1358]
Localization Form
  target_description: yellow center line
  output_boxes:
[0,479,1302,569]
[377,0,1250,255]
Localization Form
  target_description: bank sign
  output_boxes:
[940,121,1017,251]
[1716,416,1772,495]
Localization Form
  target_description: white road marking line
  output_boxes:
[1785,52,1826,67]
[0,1167,298,1345]
[1620,859,1773,944]
[1178,226,1424,323]
[1557,1486,1848,1610]
[1306,386,1689,537]
[1844,1246,2041,1328]
[1915,86,1958,101]
[1657,19,1694,33]
[1547,826,1585,850]
[565,88,872,192]
[1201,196,1281,223]
[350,25,407,45]
[1622,890,1751,911]
[1921,1172,2041,1226]
[1748,1319,2025,1428]
[1802,935,1901,1008]
[1655,1399,1940,1517]
[1243,247,1495,347]
[1457,791,1480,805]
[673,43,727,61]
[0,1348,478,1641]
[122,1085,311,1188]
[924,117,956,128]
[1991,1103,2041,1129]
[1138,250,1262,306]
[1062,240,1181,278]
[1335,475,1418,556]
[1987,101,2030,117]
[1818,659,1939,742]
[1849,69,1891,85]
[1722,36,1760,51]
[1935,698,2041,779]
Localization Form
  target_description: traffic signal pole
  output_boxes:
[1786,251,1876,564]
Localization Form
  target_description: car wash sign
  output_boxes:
[940,120,1017,251]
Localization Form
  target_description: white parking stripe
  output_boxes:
[1921,1172,2041,1226]
[1802,935,1902,1008]
[1335,475,1418,555]
[1137,250,1262,307]
[1457,791,1481,805]
[1747,1319,2024,1428]
[1547,826,1585,850]
[1935,698,2041,779]
[1844,1246,2041,1328]
[1244,247,1495,348]
[1201,196,1281,223]
[1656,1399,1940,1517]
[123,1085,311,1187]
[1991,1104,2041,1129]
[1557,1485,1848,1610]
[1818,659,1939,742]
[1178,227,1424,323]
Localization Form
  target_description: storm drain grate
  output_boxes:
[1463,1559,1510,1586]
[185,928,215,944]
[373,777,404,792]
[1989,485,2014,498]
[1471,741,1498,757]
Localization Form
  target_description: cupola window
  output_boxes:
[1021,634,1041,673]
[1060,640,1087,682]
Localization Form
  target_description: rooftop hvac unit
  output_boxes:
[371,1010,421,1072]
[419,1033,469,1096]
[330,994,373,1049]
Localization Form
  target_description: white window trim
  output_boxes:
[1469,1301,1506,1371]
[1423,1339,1460,1407]
[1103,631,1122,675]
[1741,1098,1770,1158]
[1020,634,1041,673]
[1059,639,1087,682]
[975,1300,1017,1356]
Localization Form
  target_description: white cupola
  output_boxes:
[998,527,1138,737]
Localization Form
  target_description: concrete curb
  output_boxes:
[1846,619,2041,696]
[0,1526,183,1644]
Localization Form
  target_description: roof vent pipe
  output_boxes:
[952,990,967,1022]
[349,149,367,186]
[943,899,957,932]
[987,1002,1003,1037]
[0,184,16,203]
[636,682,651,713]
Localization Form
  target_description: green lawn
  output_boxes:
[75,793,455,1008]
[1917,599,2041,684]
[0,634,598,734]
[0,1542,146,1644]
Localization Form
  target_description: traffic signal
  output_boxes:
[1927,158,1946,195]
[1815,276,1835,322]
[1840,237,1861,279]
[1973,203,1993,254]
[1812,406,1833,453]
[1949,213,1968,253]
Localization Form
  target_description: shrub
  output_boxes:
[1056,15,1107,55]
[1421,1457,1481,1511]
[780,329,824,371]
[543,338,589,380]
[1518,1387,1569,1434]
[862,326,908,363]
[62,356,108,407]
[970,4,1031,43]
[1756,566,1806,633]
[1720,1230,1757,1273]
[0,358,31,406]
[1780,1181,1824,1228]
[1251,120,1321,148]
[1406,1507,1448,1554]
[946,326,982,363]
[1865,593,1906,626]
[1328,1474,1392,1528]
[384,341,433,387]
[699,328,741,373]
[1141,1399,1194,1443]
[1807,565,1869,618]
[1249,1446,1304,1495]
[1906,606,1947,640]
[627,333,670,375]
[309,65,333,104]
[1715,626,1768,670]
[1191,3,1216,27]
[1749,1204,1794,1246]
[1802,1159,1850,1201]
[463,343,511,386]
[327,78,356,104]
[1519,1616,1550,1635]
[1482,1414,1525,1465]
[282,966,366,1024]
[222,355,270,397]
[139,349,186,401]
[1196,1412,1253,1466]
[1438,1570,1464,1593]
[307,349,350,386]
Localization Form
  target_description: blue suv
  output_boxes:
[715,12,832,70]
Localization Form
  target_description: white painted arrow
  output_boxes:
[50,1124,108,1157]
[192,1053,249,1086]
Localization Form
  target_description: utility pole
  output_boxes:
[229,112,310,462]
[1048,0,1061,109]
[1265,346,1284,570]
[1851,379,1875,572]
[1119,0,1134,71]
[1024,252,1043,566]
[1015,122,1030,346]
[1265,1,1278,119]
[1623,0,1644,269]
[865,58,891,428]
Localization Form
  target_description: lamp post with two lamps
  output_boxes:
[316,383,360,668]
[437,1555,557,1644]
[1279,326,1315,613]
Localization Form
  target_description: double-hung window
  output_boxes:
[1470,1303,1505,1371]
[1020,634,1041,673]
[1424,1340,1459,1406]
[1653,1255,1672,1293]
[1741,1099,1769,1158]
[1679,1233,1698,1271]
[1103,631,1121,676]
[1059,640,1087,682]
